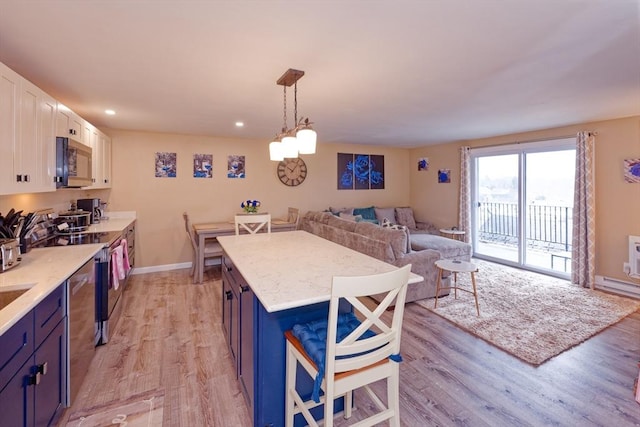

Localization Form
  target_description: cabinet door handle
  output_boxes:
[28,372,41,386]
[240,285,250,293]
[37,362,48,376]
[225,290,233,300]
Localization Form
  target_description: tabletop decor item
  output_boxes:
[241,200,261,213]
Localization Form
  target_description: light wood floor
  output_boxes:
[58,266,640,426]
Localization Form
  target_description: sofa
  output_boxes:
[327,205,472,262]
[299,211,449,304]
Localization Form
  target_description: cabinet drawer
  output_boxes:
[34,285,65,348]
[222,257,243,291]
[222,255,233,272]
[0,309,34,389]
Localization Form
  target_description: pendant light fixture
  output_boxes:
[269,69,317,161]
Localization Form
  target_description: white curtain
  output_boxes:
[571,132,596,288]
[459,146,471,244]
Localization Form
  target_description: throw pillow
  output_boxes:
[353,206,376,221]
[329,207,354,216]
[339,213,363,222]
[374,207,397,225]
[359,218,380,224]
[395,207,417,229]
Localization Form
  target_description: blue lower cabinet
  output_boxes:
[238,284,254,415]
[0,355,34,427]
[0,284,67,427]
[253,300,349,427]
[34,320,65,427]
[223,256,348,427]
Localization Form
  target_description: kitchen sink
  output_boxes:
[0,287,31,310]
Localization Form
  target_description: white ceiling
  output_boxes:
[0,0,638,147]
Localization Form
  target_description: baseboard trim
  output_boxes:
[130,259,222,275]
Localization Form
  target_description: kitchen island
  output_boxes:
[217,230,422,427]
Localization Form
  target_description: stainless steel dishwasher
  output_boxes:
[67,257,97,405]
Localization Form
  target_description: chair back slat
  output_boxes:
[183,212,198,251]
[287,207,300,227]
[285,263,411,425]
[235,213,271,235]
[326,264,410,376]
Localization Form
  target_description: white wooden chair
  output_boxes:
[284,264,411,427]
[235,213,271,235]
[287,207,300,228]
[183,212,222,283]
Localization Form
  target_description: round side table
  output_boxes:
[434,259,480,316]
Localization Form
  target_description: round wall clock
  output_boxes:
[277,157,307,187]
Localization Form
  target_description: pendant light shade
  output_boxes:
[296,126,317,155]
[281,134,299,158]
[269,140,284,161]
[269,68,318,160]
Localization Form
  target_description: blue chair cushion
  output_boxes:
[292,312,377,403]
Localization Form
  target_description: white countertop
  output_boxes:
[82,212,136,233]
[0,244,104,335]
[217,230,423,313]
[0,212,136,336]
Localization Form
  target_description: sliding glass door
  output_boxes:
[471,139,575,277]
[475,154,519,263]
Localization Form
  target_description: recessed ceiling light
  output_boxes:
[105,109,116,115]
[235,121,244,127]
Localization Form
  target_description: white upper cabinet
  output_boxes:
[89,129,112,189]
[56,103,82,139]
[82,119,93,148]
[0,63,20,194]
[1,61,110,195]
[102,132,112,188]
[82,125,112,190]
[89,125,100,188]
[40,94,58,191]
[0,62,57,195]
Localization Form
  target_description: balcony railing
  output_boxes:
[477,202,573,253]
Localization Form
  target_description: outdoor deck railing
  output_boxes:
[477,202,572,253]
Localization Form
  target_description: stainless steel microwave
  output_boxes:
[56,136,93,188]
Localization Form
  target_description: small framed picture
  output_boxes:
[418,157,429,171]
[193,154,212,178]
[438,169,451,183]
[227,155,245,178]
[624,158,640,183]
[155,152,176,178]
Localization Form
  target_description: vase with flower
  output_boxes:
[241,199,261,214]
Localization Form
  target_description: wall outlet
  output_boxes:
[623,262,631,274]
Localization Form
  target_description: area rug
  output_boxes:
[415,259,640,365]
[66,391,164,427]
